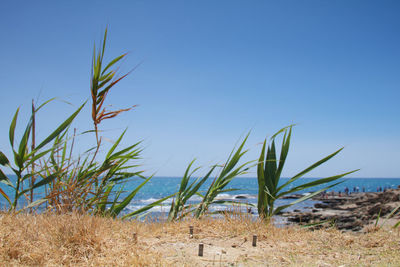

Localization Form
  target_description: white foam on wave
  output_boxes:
[127,204,170,213]
[188,195,202,202]
[214,193,234,200]
[214,193,258,200]
[127,200,255,214]
[139,197,173,204]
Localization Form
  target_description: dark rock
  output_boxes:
[281,194,303,199]
[337,216,355,223]
[367,204,392,216]
[314,203,329,209]
[283,188,400,232]
[287,213,313,223]
[380,191,400,203]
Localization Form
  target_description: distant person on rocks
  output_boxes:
[362,187,365,192]
[247,207,253,214]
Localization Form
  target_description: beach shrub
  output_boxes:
[257,125,359,218]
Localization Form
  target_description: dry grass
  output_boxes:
[0,212,399,266]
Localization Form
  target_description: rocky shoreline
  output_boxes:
[281,188,400,232]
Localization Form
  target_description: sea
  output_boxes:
[2,176,399,219]
[123,177,400,218]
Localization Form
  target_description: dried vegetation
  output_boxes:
[0,213,399,266]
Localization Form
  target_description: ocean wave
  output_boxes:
[139,197,173,204]
[126,204,170,213]
[126,201,255,214]
[136,193,258,206]
[214,193,257,200]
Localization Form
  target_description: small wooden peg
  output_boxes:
[189,225,194,238]
[133,232,137,243]
[198,243,204,256]
[252,235,257,247]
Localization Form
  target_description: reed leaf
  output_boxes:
[277,147,344,192]
[0,188,11,205]
[0,170,13,188]
[35,102,85,151]
[0,151,10,166]
[9,108,19,148]
[107,175,153,217]
[121,194,174,220]
[273,181,343,215]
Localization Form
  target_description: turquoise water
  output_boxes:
[2,176,399,217]
[123,177,400,216]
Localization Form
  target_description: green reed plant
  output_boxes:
[257,125,359,218]
[167,160,216,221]
[40,28,160,218]
[42,128,146,216]
[168,134,256,221]
[193,134,254,218]
[90,28,135,147]
[0,99,84,211]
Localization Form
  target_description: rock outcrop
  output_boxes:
[281,188,400,232]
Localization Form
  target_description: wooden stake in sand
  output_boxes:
[252,235,257,247]
[198,243,204,256]
[189,226,194,238]
[133,233,137,243]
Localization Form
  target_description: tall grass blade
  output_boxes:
[122,194,174,220]
[277,147,344,192]
[35,103,85,151]
[9,108,19,148]
[108,175,153,217]
[0,170,13,188]
[273,181,343,215]
[0,188,11,205]
[0,151,10,166]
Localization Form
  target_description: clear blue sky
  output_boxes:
[0,0,399,177]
